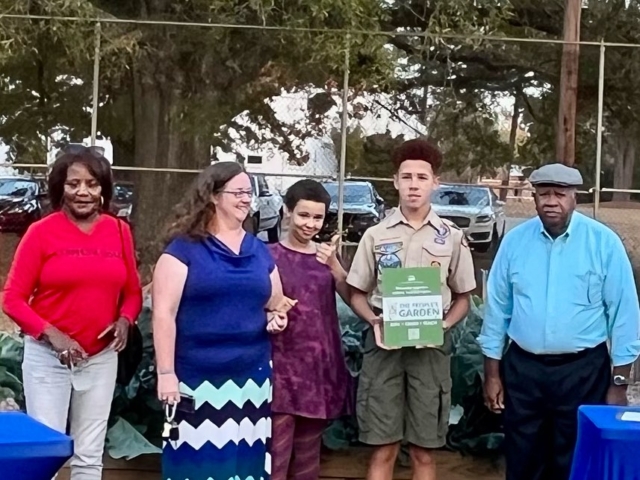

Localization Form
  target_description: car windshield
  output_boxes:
[0,179,37,197]
[324,183,373,204]
[431,185,490,207]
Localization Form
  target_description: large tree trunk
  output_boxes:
[131,58,210,268]
[612,134,636,202]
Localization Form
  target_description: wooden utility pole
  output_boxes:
[556,0,582,166]
[500,96,521,201]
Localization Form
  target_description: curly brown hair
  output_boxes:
[165,162,246,243]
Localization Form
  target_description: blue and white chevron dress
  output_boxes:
[162,235,275,480]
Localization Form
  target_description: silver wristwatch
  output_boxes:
[613,374,630,386]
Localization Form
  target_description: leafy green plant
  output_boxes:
[0,293,503,459]
[446,296,504,457]
[0,332,24,409]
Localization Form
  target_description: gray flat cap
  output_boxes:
[529,163,583,187]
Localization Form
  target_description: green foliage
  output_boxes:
[107,295,164,455]
[0,332,24,409]
[3,0,640,191]
[447,296,504,456]
[0,293,502,459]
[324,294,504,457]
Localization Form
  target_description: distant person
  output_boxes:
[347,139,476,480]
[268,179,351,480]
[479,163,640,480]
[152,162,287,480]
[3,145,143,480]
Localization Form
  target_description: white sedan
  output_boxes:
[431,183,507,253]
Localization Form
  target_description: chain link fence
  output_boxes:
[0,16,639,298]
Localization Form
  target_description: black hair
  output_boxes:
[284,179,331,212]
[48,151,113,211]
[392,138,443,174]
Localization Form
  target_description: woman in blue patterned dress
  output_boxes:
[152,162,287,480]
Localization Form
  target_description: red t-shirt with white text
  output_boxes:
[3,212,142,355]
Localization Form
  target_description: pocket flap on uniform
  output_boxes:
[422,242,453,258]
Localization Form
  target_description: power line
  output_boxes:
[1,13,640,48]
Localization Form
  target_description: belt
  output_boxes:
[510,341,608,365]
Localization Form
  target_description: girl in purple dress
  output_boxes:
[268,179,351,480]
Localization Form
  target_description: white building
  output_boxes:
[215,89,426,192]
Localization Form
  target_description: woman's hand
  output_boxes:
[315,235,340,266]
[267,311,288,334]
[98,317,130,352]
[275,296,298,314]
[42,325,87,367]
[157,372,180,405]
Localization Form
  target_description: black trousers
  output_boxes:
[502,342,611,480]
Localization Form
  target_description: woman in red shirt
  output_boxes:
[2,145,142,480]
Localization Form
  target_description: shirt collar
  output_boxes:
[386,207,444,233]
[538,211,579,241]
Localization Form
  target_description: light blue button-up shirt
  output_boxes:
[478,212,640,366]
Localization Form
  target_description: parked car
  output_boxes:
[431,183,506,253]
[322,181,387,242]
[243,174,283,243]
[0,176,49,234]
[111,181,134,223]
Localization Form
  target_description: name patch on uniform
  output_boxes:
[374,242,403,254]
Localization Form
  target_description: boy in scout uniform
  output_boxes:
[347,139,476,480]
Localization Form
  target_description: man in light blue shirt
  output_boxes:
[478,163,640,480]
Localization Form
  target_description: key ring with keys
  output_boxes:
[164,402,177,423]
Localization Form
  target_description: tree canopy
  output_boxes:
[2,0,640,256]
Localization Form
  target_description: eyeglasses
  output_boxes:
[220,190,253,199]
[55,144,106,160]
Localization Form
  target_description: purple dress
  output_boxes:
[269,243,350,419]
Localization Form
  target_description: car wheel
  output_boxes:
[267,218,281,243]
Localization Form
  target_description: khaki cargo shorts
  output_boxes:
[356,327,452,449]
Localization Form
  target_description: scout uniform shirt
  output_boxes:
[347,207,476,312]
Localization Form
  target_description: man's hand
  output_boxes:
[43,325,87,368]
[606,385,628,406]
[483,375,505,413]
[98,317,131,353]
[316,235,340,266]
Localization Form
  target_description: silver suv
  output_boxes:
[243,174,283,243]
